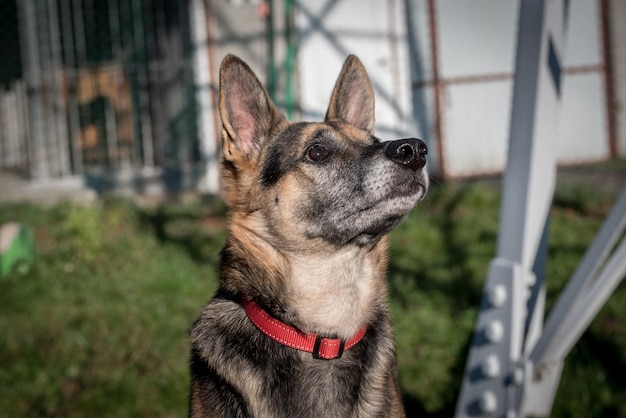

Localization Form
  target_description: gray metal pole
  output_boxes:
[455,1,567,416]
[520,187,626,416]
[530,187,626,367]
[549,239,626,365]
[521,187,626,416]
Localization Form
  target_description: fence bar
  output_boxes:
[190,0,219,194]
[58,0,83,174]
[17,0,48,179]
[47,0,71,176]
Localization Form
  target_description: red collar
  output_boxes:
[242,296,367,360]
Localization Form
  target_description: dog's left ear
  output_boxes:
[219,55,286,162]
[325,55,375,134]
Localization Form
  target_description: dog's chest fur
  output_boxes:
[190,296,397,418]
[289,247,383,339]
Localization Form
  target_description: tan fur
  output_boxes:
[288,238,389,339]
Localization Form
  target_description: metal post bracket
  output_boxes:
[455,258,529,417]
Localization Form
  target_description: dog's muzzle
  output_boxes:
[384,138,427,171]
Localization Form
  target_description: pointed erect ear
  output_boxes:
[219,55,286,161]
[325,55,375,134]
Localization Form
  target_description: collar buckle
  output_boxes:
[312,336,345,360]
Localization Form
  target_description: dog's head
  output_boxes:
[219,54,428,250]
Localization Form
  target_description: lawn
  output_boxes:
[0,164,625,417]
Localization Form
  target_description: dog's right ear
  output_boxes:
[325,55,375,134]
[219,55,286,162]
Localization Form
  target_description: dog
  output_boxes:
[60,63,133,159]
[188,54,428,417]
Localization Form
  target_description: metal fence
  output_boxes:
[0,0,213,193]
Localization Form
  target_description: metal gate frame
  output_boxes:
[3,0,219,195]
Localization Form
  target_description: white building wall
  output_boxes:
[556,0,609,165]
[435,0,519,177]
[295,0,612,178]
[433,0,609,177]
[295,0,415,140]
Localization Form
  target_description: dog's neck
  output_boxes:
[222,214,390,340]
[287,243,388,339]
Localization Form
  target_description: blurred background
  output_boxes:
[1,0,626,417]
[1,0,625,194]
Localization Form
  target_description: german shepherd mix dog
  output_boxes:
[189,54,428,418]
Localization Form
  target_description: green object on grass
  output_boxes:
[0,222,35,277]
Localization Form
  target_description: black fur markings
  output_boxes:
[259,147,285,187]
[189,349,251,418]
[259,123,309,187]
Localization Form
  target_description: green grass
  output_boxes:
[0,169,625,417]
[0,199,225,417]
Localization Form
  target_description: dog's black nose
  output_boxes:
[384,138,427,171]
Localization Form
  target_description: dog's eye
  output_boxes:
[305,144,329,162]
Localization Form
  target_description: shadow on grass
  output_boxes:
[136,196,228,265]
[438,186,491,307]
[401,335,472,416]
[403,393,457,418]
[552,323,626,417]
